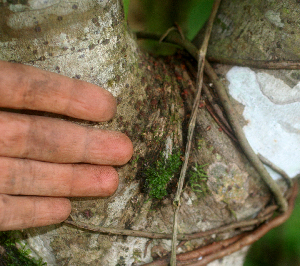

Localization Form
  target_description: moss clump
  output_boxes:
[145,151,182,200]
[188,163,208,197]
[0,231,46,266]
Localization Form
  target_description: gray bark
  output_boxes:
[2,0,296,265]
[204,0,300,61]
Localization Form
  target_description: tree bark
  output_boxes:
[1,0,294,265]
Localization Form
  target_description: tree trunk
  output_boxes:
[2,0,296,265]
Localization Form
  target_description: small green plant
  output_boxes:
[189,163,208,196]
[0,231,46,266]
[131,155,140,165]
[145,151,182,200]
[196,138,205,150]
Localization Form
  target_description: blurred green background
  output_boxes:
[126,1,300,265]
[126,0,214,38]
[127,0,214,55]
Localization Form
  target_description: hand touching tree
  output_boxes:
[0,61,133,231]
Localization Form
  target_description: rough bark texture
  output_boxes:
[202,0,300,61]
[1,0,293,265]
[194,0,300,93]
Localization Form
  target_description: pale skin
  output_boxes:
[0,60,133,231]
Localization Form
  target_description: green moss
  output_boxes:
[282,8,290,14]
[0,231,46,266]
[188,163,208,197]
[131,155,140,166]
[145,151,182,200]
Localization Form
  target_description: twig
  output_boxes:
[143,234,245,266]
[258,153,292,188]
[143,212,275,266]
[177,234,247,265]
[205,101,238,142]
[144,239,153,258]
[144,182,297,266]
[202,83,233,131]
[176,241,187,250]
[63,206,275,240]
[159,27,177,43]
[180,182,298,266]
[135,31,198,60]
[256,204,278,218]
[64,219,167,238]
[204,61,288,212]
[185,61,236,140]
[170,1,221,265]
[174,22,185,40]
[207,56,300,69]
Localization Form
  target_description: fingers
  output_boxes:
[0,157,119,197]
[0,111,133,165]
[0,194,71,231]
[0,60,116,122]
[0,61,132,231]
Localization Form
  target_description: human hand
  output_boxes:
[0,61,133,231]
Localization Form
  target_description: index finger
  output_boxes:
[0,60,116,122]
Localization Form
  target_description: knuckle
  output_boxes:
[0,112,29,158]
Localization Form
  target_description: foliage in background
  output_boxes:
[129,0,214,54]
[142,0,214,40]
[145,151,182,200]
[182,0,214,40]
[0,231,46,266]
[122,0,130,21]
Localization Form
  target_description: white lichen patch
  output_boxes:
[7,1,94,29]
[25,230,57,265]
[265,10,284,28]
[163,135,173,159]
[226,67,300,179]
[104,182,139,227]
[207,162,249,205]
[8,0,60,12]
[182,192,193,206]
[257,72,300,104]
